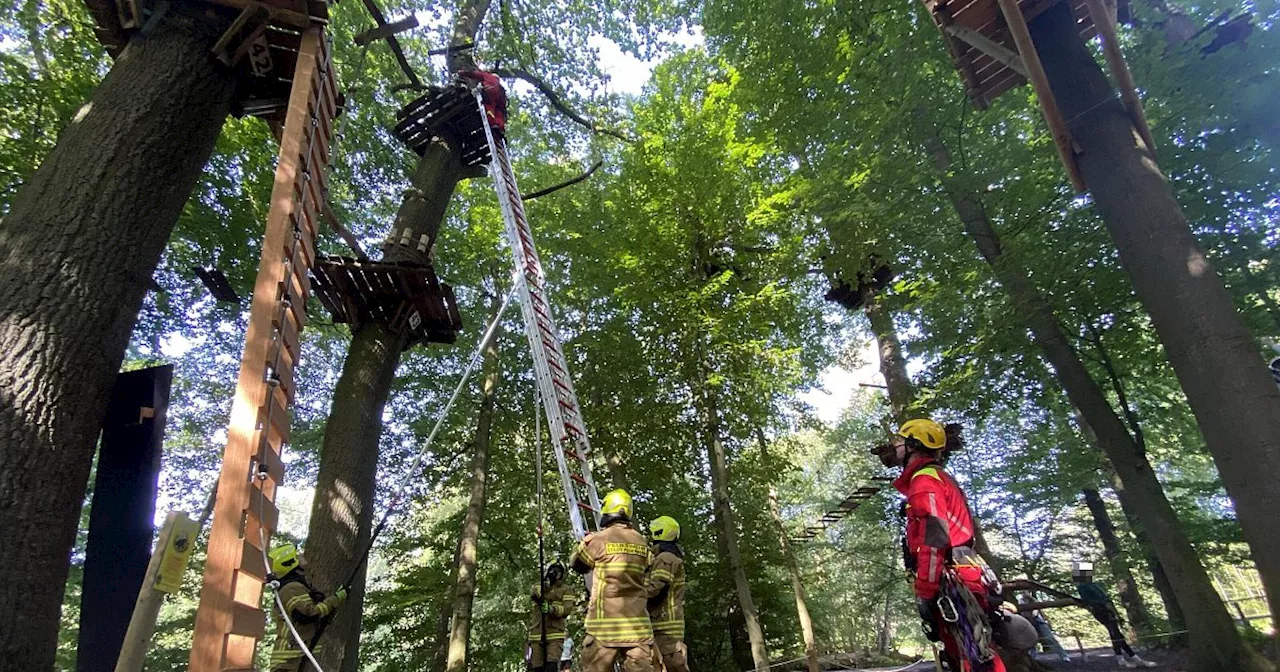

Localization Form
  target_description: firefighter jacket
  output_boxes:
[894,455,976,600]
[645,543,686,639]
[269,573,344,670]
[527,580,571,641]
[571,520,654,645]
[458,69,508,134]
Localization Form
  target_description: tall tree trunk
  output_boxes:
[758,430,819,672]
[0,14,233,667]
[1108,469,1188,635]
[305,140,465,671]
[1032,2,1280,640]
[921,128,1265,670]
[431,592,453,672]
[699,380,769,670]
[443,295,501,672]
[865,293,913,420]
[1082,487,1154,635]
[1076,410,1187,633]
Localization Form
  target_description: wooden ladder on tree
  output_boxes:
[473,91,602,540]
[188,25,338,672]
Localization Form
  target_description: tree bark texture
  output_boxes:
[0,15,233,669]
[1108,468,1188,636]
[1082,487,1154,635]
[699,381,769,671]
[1075,410,1186,633]
[305,139,465,671]
[922,129,1262,670]
[1033,2,1280,640]
[865,294,914,422]
[443,299,501,672]
[759,430,819,672]
[305,323,406,672]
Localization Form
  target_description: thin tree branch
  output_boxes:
[492,68,635,143]
[520,160,603,200]
[358,0,422,89]
[322,203,370,260]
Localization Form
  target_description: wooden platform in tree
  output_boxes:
[392,84,492,167]
[924,0,1128,108]
[82,0,331,123]
[310,255,463,348]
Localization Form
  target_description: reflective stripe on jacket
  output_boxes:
[571,521,654,645]
[269,576,342,670]
[527,581,571,641]
[645,547,686,638]
[894,456,976,600]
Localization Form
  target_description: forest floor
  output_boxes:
[849,648,1186,672]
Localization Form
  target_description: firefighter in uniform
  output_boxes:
[876,419,1006,672]
[571,489,654,672]
[528,562,572,672]
[458,68,508,139]
[266,543,347,671]
[645,516,688,672]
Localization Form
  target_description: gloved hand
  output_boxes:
[917,598,941,642]
[540,602,552,614]
[333,586,348,603]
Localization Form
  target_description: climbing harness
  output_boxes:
[473,88,602,540]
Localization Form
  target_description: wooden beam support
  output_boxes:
[358,0,422,89]
[994,0,1087,191]
[945,23,1029,78]
[354,14,419,46]
[1082,0,1157,156]
[189,26,336,672]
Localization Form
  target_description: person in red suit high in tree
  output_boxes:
[458,68,508,139]
[875,419,1007,672]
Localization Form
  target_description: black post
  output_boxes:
[77,365,172,672]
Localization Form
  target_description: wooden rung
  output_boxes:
[272,303,301,355]
[245,482,279,537]
[229,601,265,639]
[268,343,296,402]
[240,539,268,581]
[257,394,290,446]
[570,473,588,485]
[278,277,308,332]
[255,431,285,485]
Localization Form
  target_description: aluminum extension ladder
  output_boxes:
[474,92,602,540]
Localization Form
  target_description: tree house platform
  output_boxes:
[923,0,1152,192]
[310,255,464,348]
[392,84,492,167]
[82,0,331,123]
[924,0,1128,108]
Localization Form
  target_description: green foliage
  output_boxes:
[5,0,1277,668]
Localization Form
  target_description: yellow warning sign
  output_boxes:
[155,513,199,594]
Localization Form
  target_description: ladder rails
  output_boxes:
[473,91,602,540]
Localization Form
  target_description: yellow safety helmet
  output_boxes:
[600,489,633,518]
[896,418,946,450]
[268,543,301,577]
[649,516,680,542]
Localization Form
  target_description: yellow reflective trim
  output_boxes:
[913,467,943,482]
[285,594,311,612]
[605,542,649,556]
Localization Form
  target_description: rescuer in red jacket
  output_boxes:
[458,68,508,139]
[877,419,1006,672]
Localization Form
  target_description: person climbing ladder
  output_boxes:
[874,419,1006,672]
